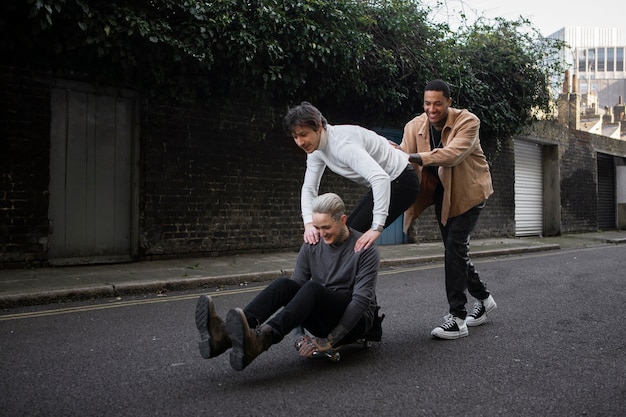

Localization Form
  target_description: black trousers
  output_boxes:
[243,277,368,345]
[434,185,490,319]
[347,165,420,232]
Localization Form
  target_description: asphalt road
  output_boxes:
[1,245,624,417]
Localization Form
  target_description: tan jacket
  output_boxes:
[400,108,493,230]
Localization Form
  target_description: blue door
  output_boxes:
[373,128,407,245]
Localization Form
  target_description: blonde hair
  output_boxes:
[311,193,345,222]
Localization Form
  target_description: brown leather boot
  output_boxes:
[195,295,231,358]
[226,308,273,371]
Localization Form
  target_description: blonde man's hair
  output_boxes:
[311,193,345,222]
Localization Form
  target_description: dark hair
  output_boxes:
[424,79,451,99]
[282,101,328,136]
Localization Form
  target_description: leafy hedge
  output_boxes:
[1,0,565,143]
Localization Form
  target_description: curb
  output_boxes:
[0,271,287,310]
[0,244,562,309]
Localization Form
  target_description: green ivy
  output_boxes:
[1,0,566,147]
[447,17,566,142]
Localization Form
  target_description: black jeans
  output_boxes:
[243,278,368,345]
[434,186,490,319]
[347,165,420,232]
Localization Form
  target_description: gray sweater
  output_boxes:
[290,228,380,344]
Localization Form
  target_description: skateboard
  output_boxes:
[293,309,383,362]
[294,332,375,362]
[310,338,373,362]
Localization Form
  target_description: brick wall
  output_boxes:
[559,129,599,233]
[139,101,366,258]
[0,66,52,267]
[139,101,516,258]
[3,65,626,268]
[528,120,626,234]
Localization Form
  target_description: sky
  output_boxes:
[424,0,625,38]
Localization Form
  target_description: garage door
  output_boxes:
[597,153,616,230]
[515,140,543,236]
[49,83,137,265]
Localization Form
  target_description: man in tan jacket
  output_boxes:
[400,79,497,339]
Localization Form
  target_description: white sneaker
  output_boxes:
[431,315,468,339]
[466,295,497,327]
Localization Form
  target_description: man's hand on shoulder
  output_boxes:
[354,229,381,253]
[303,223,319,245]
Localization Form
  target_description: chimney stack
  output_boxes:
[557,70,580,129]
[562,70,570,94]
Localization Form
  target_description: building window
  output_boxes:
[607,48,614,72]
[597,47,605,72]
[587,48,595,72]
[617,47,624,72]
[578,49,586,72]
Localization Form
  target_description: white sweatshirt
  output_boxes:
[301,124,409,227]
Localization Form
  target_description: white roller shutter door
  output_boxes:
[515,140,543,236]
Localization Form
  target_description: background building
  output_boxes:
[549,27,626,109]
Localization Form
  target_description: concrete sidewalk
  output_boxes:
[1,231,625,308]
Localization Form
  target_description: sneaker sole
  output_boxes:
[195,295,211,359]
[226,308,247,371]
[431,328,469,340]
[466,314,487,327]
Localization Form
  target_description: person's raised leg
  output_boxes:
[226,308,274,371]
[225,277,301,371]
[347,190,374,232]
[268,280,350,339]
[195,295,231,358]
